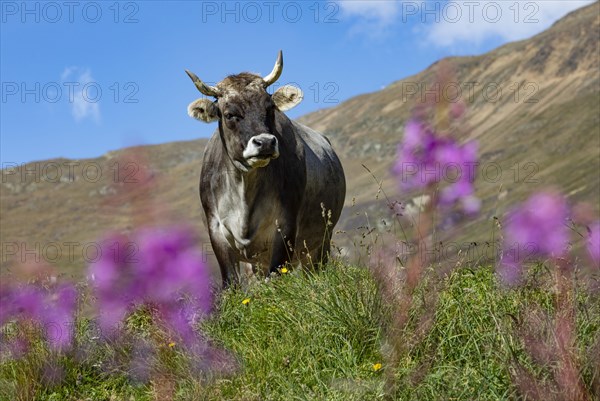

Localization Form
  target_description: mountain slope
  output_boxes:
[300,1,599,248]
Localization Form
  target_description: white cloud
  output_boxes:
[60,66,77,82]
[337,0,402,36]
[337,1,594,45]
[338,0,401,24]
[60,67,101,123]
[426,1,595,47]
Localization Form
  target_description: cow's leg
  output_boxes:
[207,221,239,288]
[210,237,239,288]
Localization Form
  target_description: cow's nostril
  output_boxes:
[252,138,263,147]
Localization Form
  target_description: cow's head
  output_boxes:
[186,51,303,172]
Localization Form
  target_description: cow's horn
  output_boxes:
[185,70,221,97]
[263,50,283,87]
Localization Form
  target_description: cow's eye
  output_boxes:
[224,112,240,121]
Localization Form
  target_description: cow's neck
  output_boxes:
[219,164,276,252]
[226,165,268,205]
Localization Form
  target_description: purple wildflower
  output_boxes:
[506,192,569,257]
[9,286,45,320]
[438,140,479,207]
[392,118,479,213]
[89,225,213,347]
[499,191,569,284]
[0,283,77,352]
[587,221,600,265]
[392,120,439,189]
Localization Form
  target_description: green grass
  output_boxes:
[1,263,598,401]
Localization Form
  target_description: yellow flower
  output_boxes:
[281,267,288,274]
[242,298,251,305]
[372,363,382,372]
[168,342,176,348]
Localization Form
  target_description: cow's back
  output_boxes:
[292,121,346,258]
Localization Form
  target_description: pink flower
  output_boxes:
[89,225,213,347]
[499,191,569,284]
[392,118,479,214]
[505,192,569,257]
[392,120,439,189]
[0,283,77,352]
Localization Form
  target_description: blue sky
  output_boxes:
[0,0,593,164]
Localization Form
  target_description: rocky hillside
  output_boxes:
[1,3,598,278]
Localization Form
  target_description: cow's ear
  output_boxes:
[188,98,219,123]
[272,85,303,111]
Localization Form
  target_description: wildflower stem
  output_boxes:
[383,186,436,399]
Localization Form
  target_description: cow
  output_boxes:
[185,51,346,288]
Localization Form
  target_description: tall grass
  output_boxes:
[2,262,597,400]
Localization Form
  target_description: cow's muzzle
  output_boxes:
[243,134,280,168]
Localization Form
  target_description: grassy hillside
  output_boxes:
[1,264,598,401]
